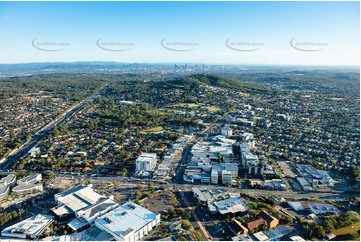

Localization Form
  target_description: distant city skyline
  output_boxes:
[0,1,359,66]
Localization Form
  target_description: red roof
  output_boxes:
[245,217,266,230]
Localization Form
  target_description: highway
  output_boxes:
[0,84,110,171]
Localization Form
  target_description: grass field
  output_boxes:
[207,106,222,112]
[333,222,360,240]
[173,103,203,108]
[139,126,163,134]
[331,98,346,101]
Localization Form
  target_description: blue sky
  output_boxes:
[0,1,359,65]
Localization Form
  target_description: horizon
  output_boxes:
[0,60,359,69]
[0,1,359,66]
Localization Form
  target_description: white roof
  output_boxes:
[95,202,158,240]
[13,183,42,192]
[17,174,41,184]
[53,185,109,215]
[1,214,54,237]
[253,231,269,241]
[287,201,304,211]
[0,174,16,184]
[289,235,306,241]
[211,197,248,214]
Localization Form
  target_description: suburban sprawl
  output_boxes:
[0,63,359,241]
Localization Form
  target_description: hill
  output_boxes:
[154,74,267,93]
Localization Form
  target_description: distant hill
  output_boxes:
[154,74,267,93]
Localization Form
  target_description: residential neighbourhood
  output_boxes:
[0,65,359,241]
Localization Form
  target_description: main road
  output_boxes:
[0,84,110,171]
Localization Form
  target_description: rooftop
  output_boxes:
[1,214,54,238]
[253,231,269,241]
[232,234,254,241]
[13,183,42,192]
[17,174,41,184]
[0,184,9,195]
[212,163,238,172]
[53,185,109,216]
[287,201,304,211]
[192,187,228,203]
[0,174,16,185]
[95,202,159,240]
[210,197,249,215]
[308,203,338,213]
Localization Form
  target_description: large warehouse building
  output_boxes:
[94,202,161,241]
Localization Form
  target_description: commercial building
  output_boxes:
[287,201,304,211]
[296,164,333,185]
[192,187,228,206]
[68,198,119,231]
[221,125,233,137]
[209,197,249,216]
[0,184,10,201]
[222,170,233,185]
[1,214,54,239]
[12,173,43,195]
[94,202,160,241]
[135,153,157,173]
[52,184,115,224]
[17,173,42,185]
[211,170,219,184]
[0,173,17,188]
[13,183,43,195]
[296,177,313,191]
[262,179,287,191]
[212,163,238,185]
[308,203,339,215]
[0,174,17,201]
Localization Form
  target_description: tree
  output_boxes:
[168,206,175,215]
[121,168,128,176]
[193,230,204,241]
[348,166,360,184]
[179,236,187,241]
[324,218,335,233]
[312,224,325,238]
[280,215,294,225]
[181,220,191,230]
[148,182,155,192]
[183,211,191,220]
[259,223,268,232]
[137,184,144,191]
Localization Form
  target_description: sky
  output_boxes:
[0,1,359,66]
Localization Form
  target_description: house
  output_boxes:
[259,210,279,228]
[245,210,279,231]
[228,219,249,235]
[245,217,266,231]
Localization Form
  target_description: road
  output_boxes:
[179,191,211,241]
[0,84,110,171]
